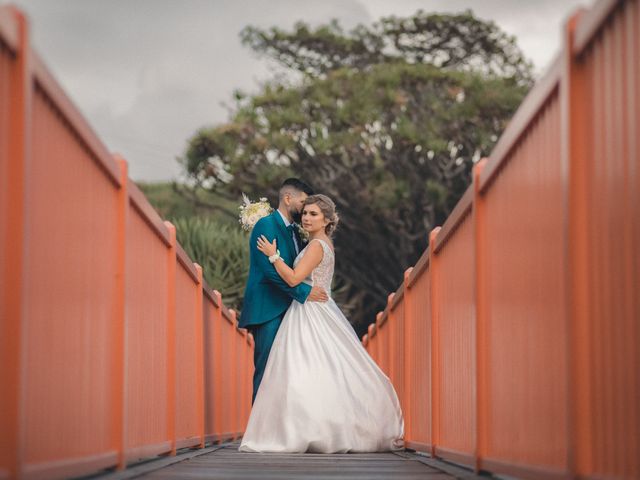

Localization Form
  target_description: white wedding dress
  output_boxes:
[239,238,404,453]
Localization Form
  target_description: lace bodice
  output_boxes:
[294,238,335,295]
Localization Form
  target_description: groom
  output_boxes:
[239,178,329,403]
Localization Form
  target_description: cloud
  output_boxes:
[7,0,589,181]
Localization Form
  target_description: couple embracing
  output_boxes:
[238,178,404,454]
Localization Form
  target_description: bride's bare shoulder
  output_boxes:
[303,239,324,257]
[309,237,333,252]
[317,237,335,253]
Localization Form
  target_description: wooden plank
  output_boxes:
[84,442,489,479]
[77,445,227,480]
[132,442,469,479]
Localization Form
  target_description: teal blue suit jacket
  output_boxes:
[239,211,311,328]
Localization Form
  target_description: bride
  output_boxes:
[239,194,404,453]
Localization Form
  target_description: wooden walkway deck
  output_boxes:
[85,442,486,480]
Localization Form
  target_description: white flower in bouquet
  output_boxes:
[238,193,273,231]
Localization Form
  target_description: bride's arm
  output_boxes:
[256,235,323,287]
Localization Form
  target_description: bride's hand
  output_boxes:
[257,235,277,256]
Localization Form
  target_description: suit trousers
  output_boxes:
[248,312,285,404]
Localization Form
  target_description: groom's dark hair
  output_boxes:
[279,178,314,200]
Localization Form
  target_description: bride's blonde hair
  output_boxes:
[303,194,340,237]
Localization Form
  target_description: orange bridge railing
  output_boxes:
[0,7,253,480]
[364,1,639,479]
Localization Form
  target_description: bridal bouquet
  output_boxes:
[238,193,273,231]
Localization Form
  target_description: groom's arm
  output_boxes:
[251,221,311,303]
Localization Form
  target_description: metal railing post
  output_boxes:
[113,155,128,469]
[429,227,441,457]
[473,159,488,473]
[164,221,177,456]
[1,7,30,479]
[195,264,205,448]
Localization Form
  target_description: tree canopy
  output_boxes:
[240,10,533,84]
[177,10,532,333]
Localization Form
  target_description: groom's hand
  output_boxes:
[307,286,328,302]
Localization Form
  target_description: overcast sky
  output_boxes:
[7,0,590,182]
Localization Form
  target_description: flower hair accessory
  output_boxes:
[296,223,310,242]
[238,193,273,231]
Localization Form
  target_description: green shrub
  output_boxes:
[137,181,237,224]
[172,217,249,311]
